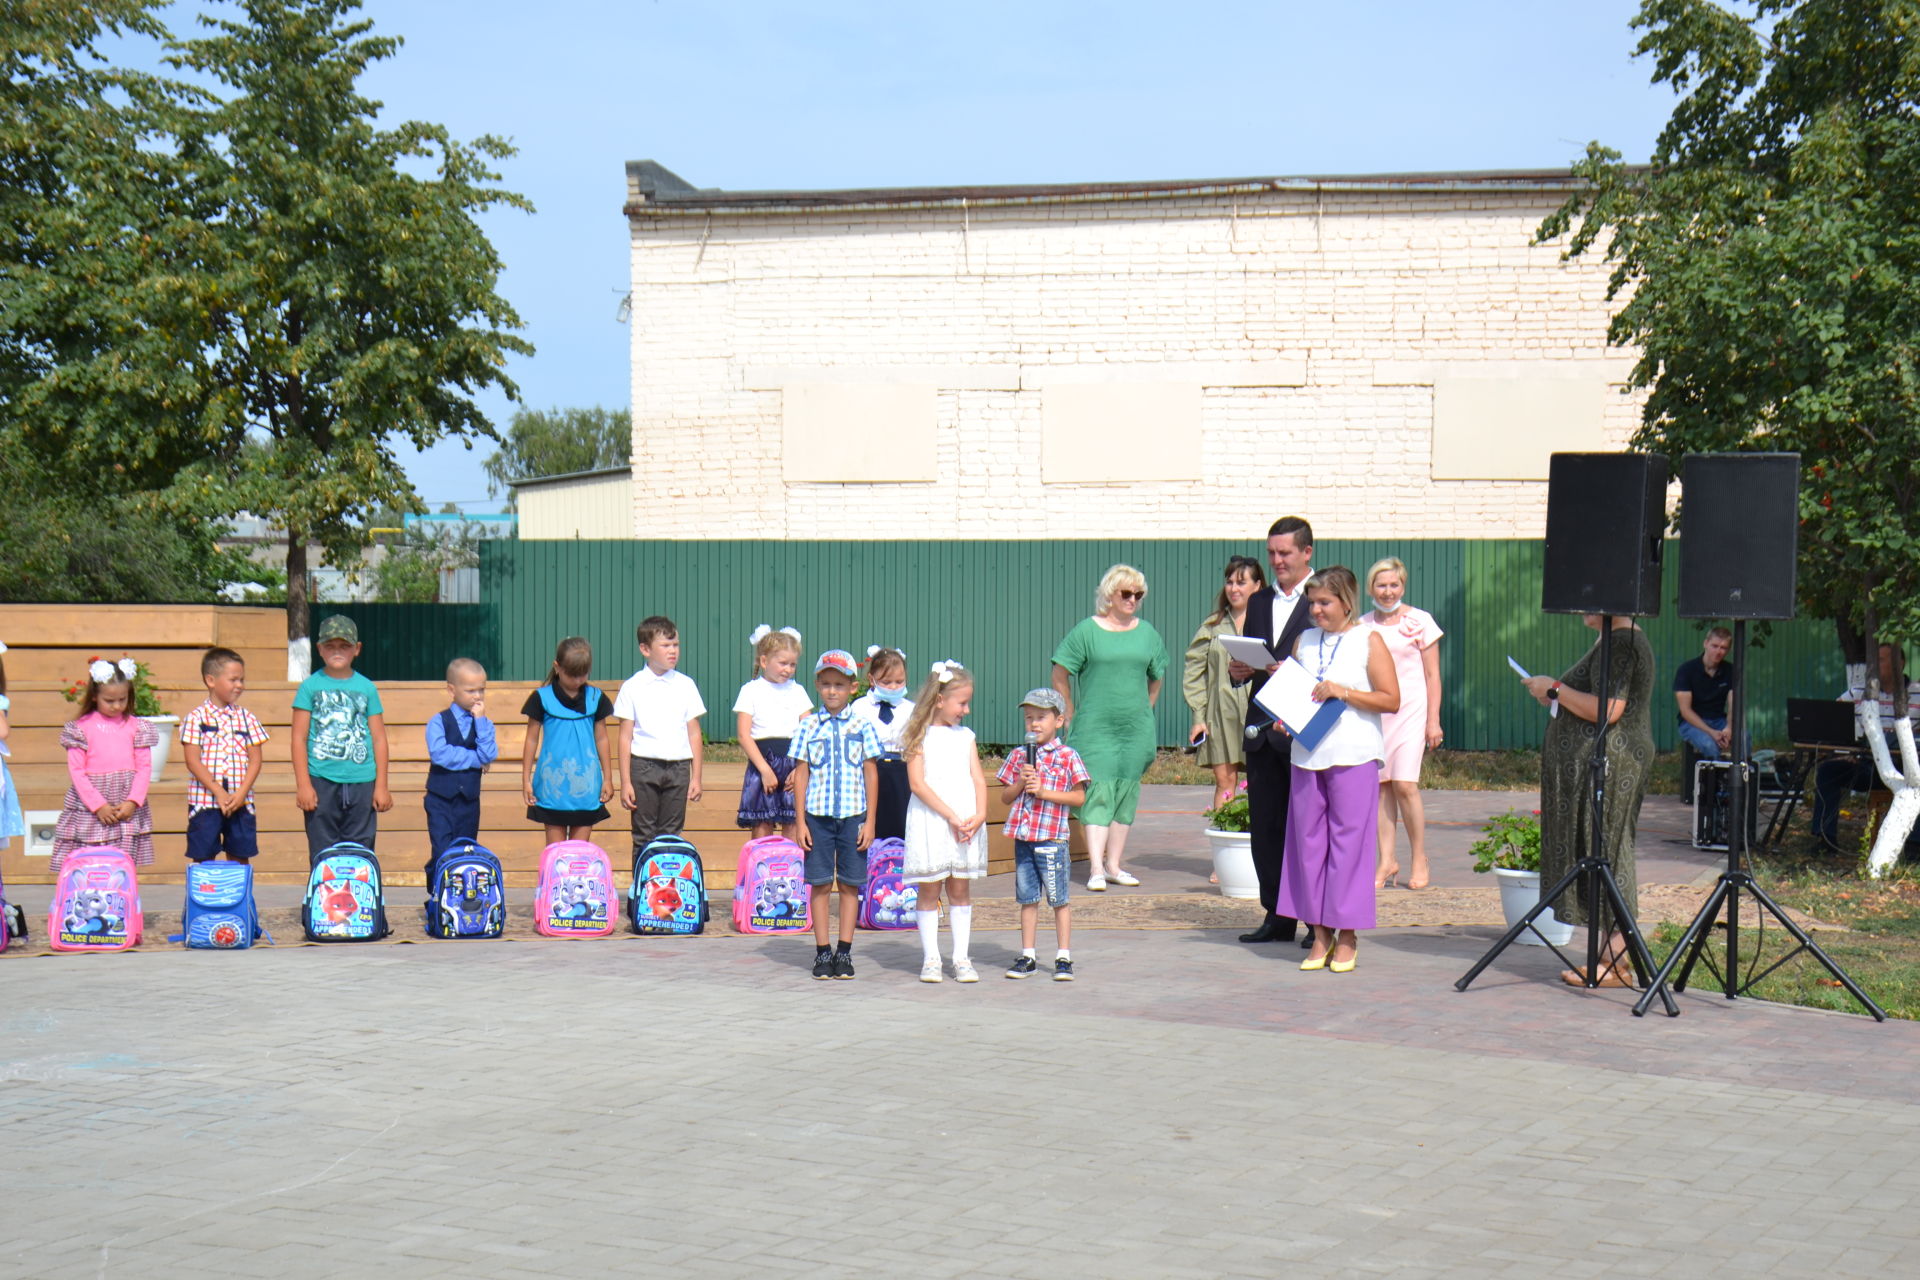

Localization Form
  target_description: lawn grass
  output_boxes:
[1141,747,1689,793]
[1648,838,1920,1021]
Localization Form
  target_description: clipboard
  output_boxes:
[1214,634,1278,667]
[1252,656,1348,752]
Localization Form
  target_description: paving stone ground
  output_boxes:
[5,787,1913,1279]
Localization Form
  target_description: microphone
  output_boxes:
[1245,706,1279,741]
[1024,730,1039,767]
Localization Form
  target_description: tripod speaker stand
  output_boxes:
[1632,454,1884,1020]
[1456,453,1676,1014]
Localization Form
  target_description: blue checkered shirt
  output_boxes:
[789,707,884,818]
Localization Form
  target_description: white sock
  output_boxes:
[916,909,940,964]
[1021,947,1036,959]
[1057,949,1071,961]
[950,904,973,963]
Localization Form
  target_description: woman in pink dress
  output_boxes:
[1364,558,1443,890]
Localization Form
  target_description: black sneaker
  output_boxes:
[1053,958,1075,982]
[812,951,834,981]
[833,951,855,980]
[1006,955,1039,979]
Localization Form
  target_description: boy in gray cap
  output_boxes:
[994,688,1089,980]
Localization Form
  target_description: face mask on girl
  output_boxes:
[869,684,905,705]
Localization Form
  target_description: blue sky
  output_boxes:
[141,0,1681,510]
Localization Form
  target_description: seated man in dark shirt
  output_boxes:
[1674,627,1735,761]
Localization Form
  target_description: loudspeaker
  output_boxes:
[1542,452,1669,616]
[1678,453,1799,620]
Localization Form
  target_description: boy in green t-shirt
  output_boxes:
[291,615,393,862]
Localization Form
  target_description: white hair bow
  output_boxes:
[89,658,137,683]
[930,659,963,684]
[0,640,8,654]
[866,644,905,664]
[748,624,802,647]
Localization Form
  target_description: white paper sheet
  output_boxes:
[1214,634,1278,667]
[1252,656,1347,750]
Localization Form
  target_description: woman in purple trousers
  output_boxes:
[1278,565,1400,973]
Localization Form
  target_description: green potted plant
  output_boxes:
[1203,785,1257,899]
[1469,809,1571,945]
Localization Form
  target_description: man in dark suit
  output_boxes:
[1229,516,1316,943]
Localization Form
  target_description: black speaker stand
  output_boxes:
[1633,620,1885,1020]
[1457,619,1679,1016]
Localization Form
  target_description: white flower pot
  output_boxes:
[1205,828,1260,899]
[1492,867,1575,946]
[143,715,179,783]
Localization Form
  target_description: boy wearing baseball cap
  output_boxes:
[789,650,885,979]
[996,688,1089,980]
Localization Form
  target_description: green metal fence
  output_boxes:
[327,540,1846,751]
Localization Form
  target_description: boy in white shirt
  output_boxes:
[614,616,707,855]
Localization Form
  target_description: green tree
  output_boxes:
[1543,0,1920,872]
[5,1,530,662]
[482,405,630,507]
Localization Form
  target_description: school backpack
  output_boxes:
[534,840,616,938]
[49,846,143,952]
[0,860,26,953]
[176,860,268,949]
[629,834,707,936]
[530,684,605,813]
[857,837,917,931]
[302,842,391,942]
[425,841,508,940]
[731,835,811,935]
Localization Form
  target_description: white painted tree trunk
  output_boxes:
[1863,701,1919,878]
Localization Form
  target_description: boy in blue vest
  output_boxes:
[423,656,498,876]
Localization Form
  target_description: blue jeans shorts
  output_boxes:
[187,806,259,861]
[804,812,868,886]
[1014,840,1070,908]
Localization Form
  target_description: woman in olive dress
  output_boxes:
[1051,564,1170,891]
[1522,614,1656,987]
[1183,555,1267,808]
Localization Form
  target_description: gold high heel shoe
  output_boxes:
[1329,936,1358,973]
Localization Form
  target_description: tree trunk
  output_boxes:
[286,533,311,680]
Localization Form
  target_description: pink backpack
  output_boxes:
[731,836,810,934]
[49,847,144,952]
[858,837,917,930]
[533,840,616,938]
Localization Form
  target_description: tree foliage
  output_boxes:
[3,1,530,636]
[482,405,630,506]
[1542,0,1920,654]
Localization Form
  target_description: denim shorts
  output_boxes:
[186,806,258,862]
[804,812,868,886]
[1014,840,1070,908]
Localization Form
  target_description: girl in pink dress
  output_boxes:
[1364,559,1444,890]
[50,659,157,872]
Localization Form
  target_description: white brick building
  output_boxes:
[615,161,1638,541]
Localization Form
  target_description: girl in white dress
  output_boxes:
[901,660,988,983]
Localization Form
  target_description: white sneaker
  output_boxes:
[952,959,980,983]
[1087,875,1107,892]
[919,960,944,983]
[1109,869,1141,887]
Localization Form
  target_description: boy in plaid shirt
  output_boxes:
[790,650,884,980]
[179,647,270,863]
[996,688,1089,980]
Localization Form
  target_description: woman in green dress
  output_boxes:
[1183,555,1266,808]
[1051,564,1170,891]
[1522,614,1656,988]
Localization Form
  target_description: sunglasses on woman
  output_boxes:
[1117,589,1145,601]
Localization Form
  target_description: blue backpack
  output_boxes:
[175,861,268,949]
[426,841,507,940]
[530,684,605,812]
[302,843,391,942]
[630,835,707,935]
